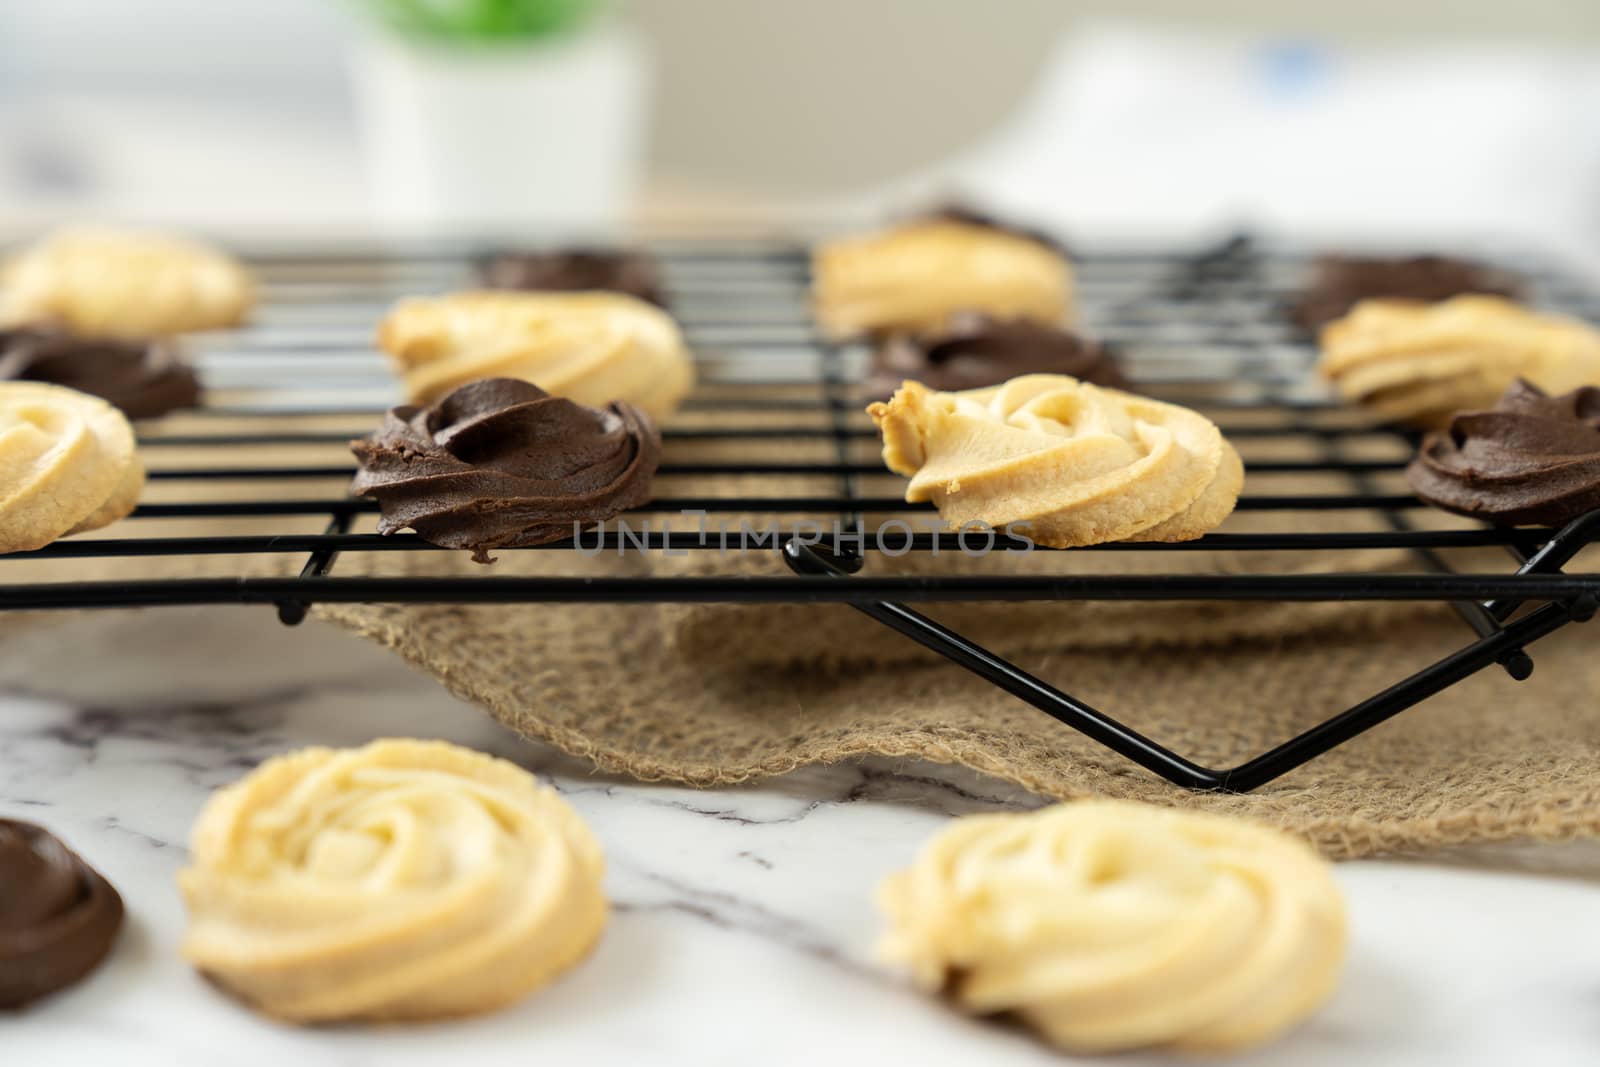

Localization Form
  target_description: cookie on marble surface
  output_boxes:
[868,374,1241,546]
[0,818,125,1010]
[812,218,1074,339]
[1318,295,1600,428]
[878,800,1347,1055]
[377,290,694,421]
[0,226,253,339]
[0,381,143,553]
[178,738,608,1024]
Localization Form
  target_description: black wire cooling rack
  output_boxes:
[4,234,1599,792]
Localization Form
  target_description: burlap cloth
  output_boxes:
[652,506,1474,668]
[14,403,1600,859]
[305,534,1600,859]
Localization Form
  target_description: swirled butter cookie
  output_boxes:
[0,381,144,553]
[878,800,1347,1055]
[0,226,254,338]
[179,739,608,1024]
[377,290,695,421]
[812,218,1075,339]
[1318,295,1600,427]
[868,375,1242,546]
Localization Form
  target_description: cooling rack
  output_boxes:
[4,234,1598,792]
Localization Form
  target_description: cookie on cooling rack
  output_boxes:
[917,202,1074,255]
[477,247,666,307]
[1290,253,1523,331]
[376,289,694,421]
[0,327,200,419]
[351,377,661,562]
[1408,378,1600,526]
[869,312,1130,398]
[812,212,1074,339]
[878,800,1346,1055]
[0,381,144,554]
[867,374,1242,547]
[1318,295,1600,428]
[0,226,253,339]
[179,739,607,1023]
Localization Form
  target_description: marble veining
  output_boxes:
[2,607,1599,1066]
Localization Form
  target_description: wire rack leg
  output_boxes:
[276,513,353,625]
[784,540,1594,793]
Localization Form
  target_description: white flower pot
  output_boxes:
[350,22,649,236]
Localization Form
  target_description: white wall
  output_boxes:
[2,0,1596,196]
[0,0,352,110]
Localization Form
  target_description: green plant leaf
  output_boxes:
[360,0,604,42]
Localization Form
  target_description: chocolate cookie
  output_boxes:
[351,378,661,562]
[1408,378,1600,526]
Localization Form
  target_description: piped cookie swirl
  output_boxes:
[868,313,1130,397]
[1291,253,1522,331]
[0,225,253,339]
[0,381,144,553]
[878,801,1347,1055]
[0,327,200,419]
[1408,378,1600,525]
[868,375,1241,547]
[377,290,694,420]
[1,819,125,1010]
[179,739,608,1024]
[1318,295,1600,427]
[478,248,666,307]
[351,378,660,562]
[812,217,1075,339]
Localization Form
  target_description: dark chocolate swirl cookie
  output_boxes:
[1407,378,1600,526]
[919,203,1069,256]
[477,249,666,307]
[351,378,661,561]
[0,327,200,419]
[1291,254,1522,331]
[1,819,124,1010]
[869,313,1130,397]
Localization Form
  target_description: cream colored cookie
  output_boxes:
[878,800,1347,1055]
[0,226,254,338]
[1318,294,1600,427]
[377,290,695,421]
[66,459,147,537]
[0,382,142,553]
[868,375,1241,547]
[812,219,1075,339]
[179,738,607,1024]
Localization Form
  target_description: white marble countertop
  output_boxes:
[4,606,1599,1066]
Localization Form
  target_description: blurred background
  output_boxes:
[3,0,1599,259]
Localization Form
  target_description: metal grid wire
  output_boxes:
[5,236,1598,790]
